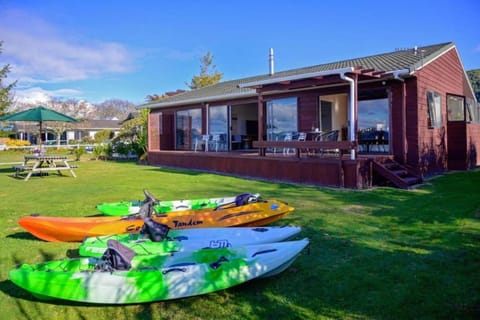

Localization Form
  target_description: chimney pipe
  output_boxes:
[269,48,274,75]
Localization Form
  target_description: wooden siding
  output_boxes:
[148,112,160,151]
[467,123,480,169]
[414,47,476,175]
[147,151,374,189]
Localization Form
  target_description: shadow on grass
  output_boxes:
[0,167,15,174]
[216,224,480,319]
[145,166,216,176]
[6,232,39,241]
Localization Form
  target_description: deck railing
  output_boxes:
[253,140,355,158]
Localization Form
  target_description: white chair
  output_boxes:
[297,132,307,155]
[283,133,293,155]
[210,134,223,152]
[316,130,339,155]
[194,134,210,152]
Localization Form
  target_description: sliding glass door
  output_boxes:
[175,108,202,150]
[357,89,390,153]
[208,105,228,151]
[266,97,298,141]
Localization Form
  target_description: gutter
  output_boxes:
[238,67,356,88]
[340,73,356,160]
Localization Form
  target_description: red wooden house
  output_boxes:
[140,42,479,189]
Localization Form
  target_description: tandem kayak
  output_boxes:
[18,198,295,242]
[10,238,309,304]
[97,192,260,216]
[79,222,302,257]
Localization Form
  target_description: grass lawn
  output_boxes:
[0,151,479,319]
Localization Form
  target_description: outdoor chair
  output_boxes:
[194,134,211,152]
[283,133,293,155]
[296,132,307,155]
[210,134,224,152]
[316,130,339,155]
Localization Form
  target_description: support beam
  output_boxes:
[340,73,358,160]
[257,92,265,156]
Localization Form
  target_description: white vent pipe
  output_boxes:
[269,48,274,75]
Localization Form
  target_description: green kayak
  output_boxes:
[97,191,260,216]
[10,238,309,304]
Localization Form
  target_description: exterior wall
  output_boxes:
[148,112,160,151]
[414,47,477,176]
[467,123,480,168]
[148,151,372,189]
[390,81,407,165]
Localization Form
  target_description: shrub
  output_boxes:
[73,146,86,161]
[5,139,30,147]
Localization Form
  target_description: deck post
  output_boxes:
[257,92,265,156]
[341,73,358,160]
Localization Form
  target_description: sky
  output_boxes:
[0,0,479,106]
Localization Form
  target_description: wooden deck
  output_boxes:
[147,148,391,189]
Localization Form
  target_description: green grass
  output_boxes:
[1,151,479,319]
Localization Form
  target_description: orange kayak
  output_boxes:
[18,199,294,242]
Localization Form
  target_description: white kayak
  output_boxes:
[79,224,302,257]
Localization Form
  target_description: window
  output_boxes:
[447,95,465,121]
[466,97,479,123]
[319,100,333,132]
[357,89,390,153]
[266,97,298,141]
[427,91,442,128]
[208,105,228,151]
[175,108,202,150]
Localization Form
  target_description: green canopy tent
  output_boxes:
[0,106,77,147]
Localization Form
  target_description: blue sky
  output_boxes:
[0,0,478,105]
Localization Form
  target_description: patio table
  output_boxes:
[13,155,78,181]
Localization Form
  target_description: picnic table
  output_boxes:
[13,155,78,181]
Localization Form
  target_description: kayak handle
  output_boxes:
[162,262,196,274]
[252,249,277,257]
[210,256,229,270]
[162,267,187,274]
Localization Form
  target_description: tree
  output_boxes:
[95,99,137,120]
[186,52,223,90]
[0,41,17,116]
[467,69,480,102]
[146,89,186,102]
[114,108,149,160]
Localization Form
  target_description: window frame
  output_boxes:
[427,90,442,129]
[447,94,465,122]
[266,97,298,141]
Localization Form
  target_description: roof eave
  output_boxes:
[409,42,456,74]
[137,90,257,109]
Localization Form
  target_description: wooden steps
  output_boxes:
[372,159,422,189]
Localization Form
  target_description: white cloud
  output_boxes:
[12,87,82,105]
[0,8,135,85]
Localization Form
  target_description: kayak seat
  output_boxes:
[141,216,170,242]
[99,240,136,271]
[234,193,256,206]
